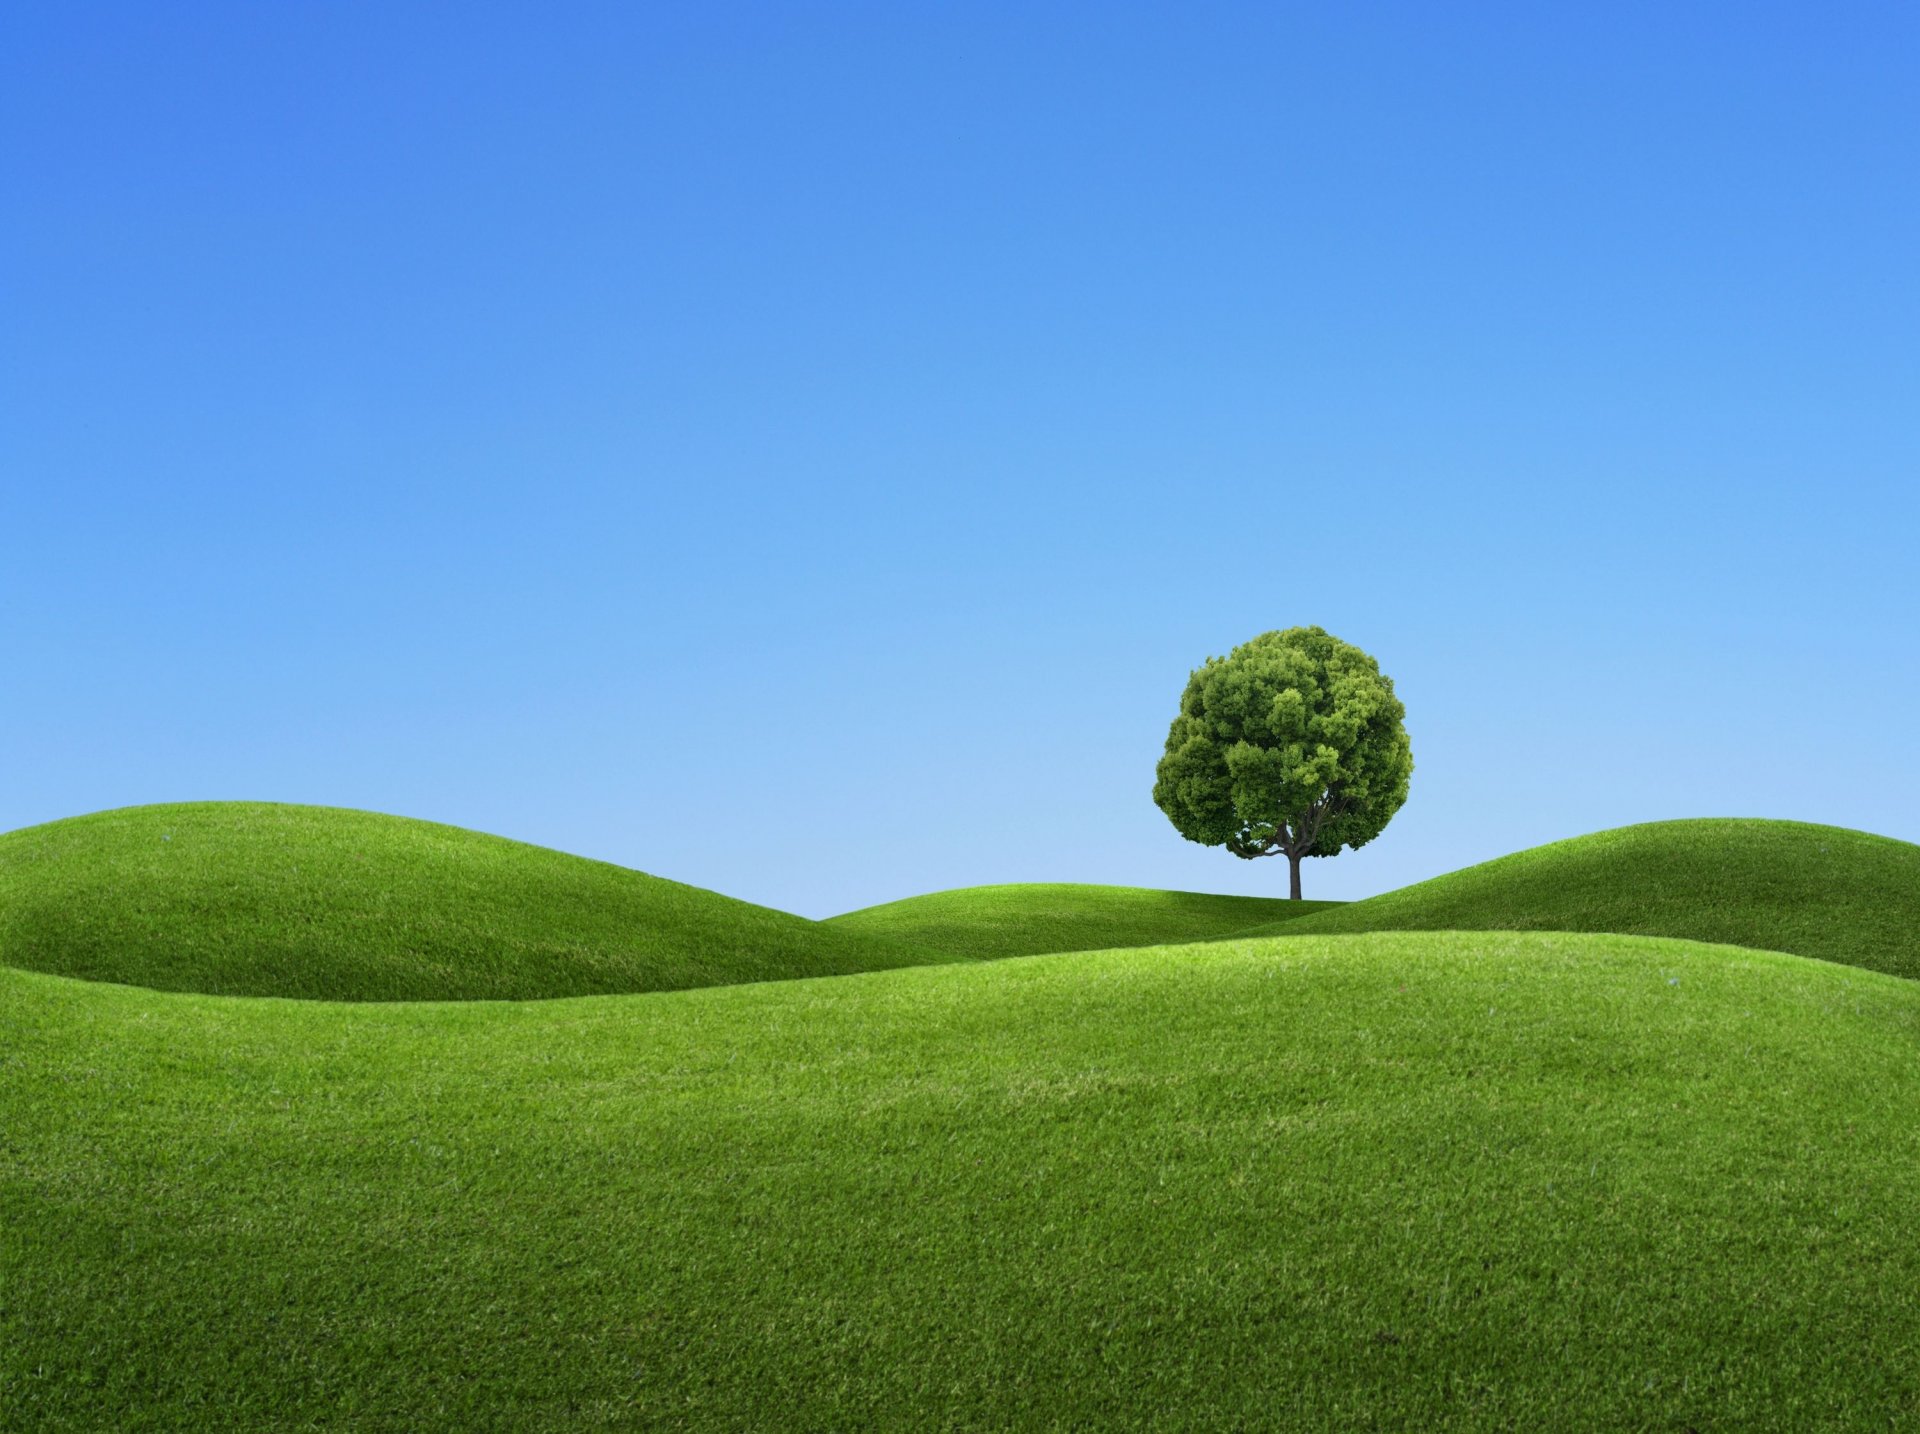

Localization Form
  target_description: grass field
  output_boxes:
[0,803,950,1001]
[1236,819,1920,978]
[6,930,1919,1430]
[827,882,1341,958]
[6,805,1920,1429]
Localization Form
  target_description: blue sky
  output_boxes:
[4,3,1915,916]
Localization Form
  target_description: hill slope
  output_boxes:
[1237,818,1920,978]
[0,802,947,1000]
[827,882,1340,958]
[6,930,1920,1429]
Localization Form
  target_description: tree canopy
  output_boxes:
[1153,627,1412,898]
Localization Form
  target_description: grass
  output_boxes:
[0,802,948,1000]
[1234,818,1920,979]
[827,882,1341,958]
[8,805,1919,1426]
[6,929,1920,1430]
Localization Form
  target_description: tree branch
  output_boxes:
[1299,788,1350,853]
[1228,825,1287,859]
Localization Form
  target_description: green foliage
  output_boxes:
[827,882,1341,959]
[1154,627,1412,893]
[7,930,1920,1429]
[1237,818,1920,979]
[0,802,951,1000]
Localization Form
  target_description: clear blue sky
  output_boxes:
[5,3,1915,916]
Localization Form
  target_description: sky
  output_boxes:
[4,2,1915,917]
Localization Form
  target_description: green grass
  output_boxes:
[6,929,1920,1430]
[9,806,1920,1425]
[1235,818,1920,979]
[827,882,1341,958]
[0,802,948,1001]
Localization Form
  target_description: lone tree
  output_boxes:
[1153,626,1412,899]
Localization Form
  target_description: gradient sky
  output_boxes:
[5,3,1915,916]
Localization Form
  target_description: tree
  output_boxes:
[1152,626,1412,900]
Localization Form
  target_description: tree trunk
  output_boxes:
[1288,851,1302,900]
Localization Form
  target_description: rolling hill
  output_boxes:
[0,802,948,1000]
[5,929,1919,1429]
[826,882,1340,959]
[1233,818,1920,978]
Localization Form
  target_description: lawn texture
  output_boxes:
[6,930,1920,1430]
[0,802,947,1000]
[1238,818,1920,979]
[827,882,1340,959]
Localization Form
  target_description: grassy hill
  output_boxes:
[1235,818,1920,978]
[827,882,1340,958]
[7,930,1920,1430]
[0,802,948,1001]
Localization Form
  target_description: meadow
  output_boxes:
[0,803,944,1001]
[4,802,1918,1430]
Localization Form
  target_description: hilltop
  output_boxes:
[1239,818,1920,978]
[827,882,1338,959]
[0,802,947,1000]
